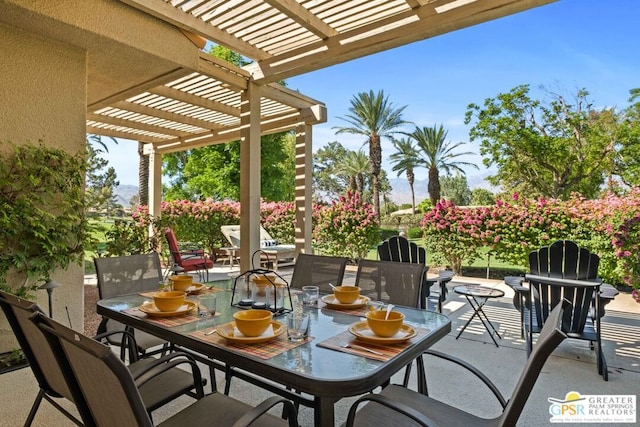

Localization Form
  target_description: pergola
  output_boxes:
[3,0,557,271]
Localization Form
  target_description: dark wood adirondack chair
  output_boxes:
[524,240,609,380]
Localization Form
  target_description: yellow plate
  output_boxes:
[185,283,205,294]
[216,320,285,344]
[348,321,417,344]
[321,294,370,309]
[138,301,197,317]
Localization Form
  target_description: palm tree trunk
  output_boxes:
[369,135,382,218]
[428,166,440,206]
[407,168,415,214]
[138,141,149,206]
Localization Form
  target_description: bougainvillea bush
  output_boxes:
[421,188,640,291]
[312,191,379,262]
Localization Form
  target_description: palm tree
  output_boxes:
[389,138,419,213]
[336,150,370,195]
[334,90,408,219]
[406,124,478,206]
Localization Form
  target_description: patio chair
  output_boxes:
[94,253,169,359]
[0,290,203,425]
[221,225,296,270]
[289,253,349,293]
[524,240,611,380]
[355,259,427,388]
[346,300,570,427]
[164,227,213,281]
[377,236,454,310]
[0,290,84,426]
[32,312,299,427]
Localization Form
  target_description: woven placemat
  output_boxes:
[123,305,219,327]
[191,321,312,360]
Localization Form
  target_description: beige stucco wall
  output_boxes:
[0,22,86,350]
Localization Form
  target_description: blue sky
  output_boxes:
[104,0,639,188]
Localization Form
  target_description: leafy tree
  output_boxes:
[465,85,618,199]
[85,144,121,214]
[441,174,472,206]
[405,124,477,206]
[389,137,419,213]
[471,188,496,206]
[313,141,350,200]
[334,90,409,219]
[336,149,369,194]
[616,88,640,187]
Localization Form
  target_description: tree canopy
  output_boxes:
[465,85,619,199]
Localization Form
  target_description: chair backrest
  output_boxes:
[164,227,185,264]
[289,253,348,292]
[32,312,154,427]
[499,299,568,426]
[378,236,426,266]
[94,253,163,299]
[0,290,78,412]
[529,240,599,280]
[355,259,426,308]
[528,241,602,334]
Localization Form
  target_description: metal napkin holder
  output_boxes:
[230,250,292,316]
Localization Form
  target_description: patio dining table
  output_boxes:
[96,285,451,426]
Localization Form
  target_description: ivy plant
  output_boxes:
[0,141,89,297]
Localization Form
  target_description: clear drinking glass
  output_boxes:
[302,286,319,306]
[197,294,217,317]
[287,313,309,342]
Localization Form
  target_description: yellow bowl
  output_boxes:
[233,309,273,337]
[366,310,405,337]
[153,291,186,312]
[169,275,193,291]
[333,286,360,304]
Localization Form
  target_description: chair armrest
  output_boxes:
[93,329,140,362]
[525,274,603,288]
[231,396,299,427]
[131,352,205,398]
[345,393,438,427]
[422,350,507,409]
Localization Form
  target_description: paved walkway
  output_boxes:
[3,267,638,426]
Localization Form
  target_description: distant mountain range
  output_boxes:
[115,172,495,206]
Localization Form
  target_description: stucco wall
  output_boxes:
[0,22,86,350]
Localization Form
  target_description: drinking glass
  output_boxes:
[287,313,309,342]
[302,286,319,306]
[197,294,217,317]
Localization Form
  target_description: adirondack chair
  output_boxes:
[523,240,611,380]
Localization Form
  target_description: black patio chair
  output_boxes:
[32,312,298,427]
[94,253,169,360]
[355,259,427,389]
[377,236,454,310]
[523,240,611,380]
[0,289,203,425]
[289,253,349,293]
[346,300,570,427]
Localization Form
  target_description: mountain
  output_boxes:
[388,172,496,205]
[115,185,138,206]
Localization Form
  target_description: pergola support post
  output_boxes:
[295,123,313,254]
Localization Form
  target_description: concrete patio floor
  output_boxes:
[1,267,638,426]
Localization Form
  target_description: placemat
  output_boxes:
[123,305,217,327]
[190,321,312,360]
[318,299,370,317]
[139,286,227,298]
[316,327,429,362]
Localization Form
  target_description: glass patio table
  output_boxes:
[97,286,451,427]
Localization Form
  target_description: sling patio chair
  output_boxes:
[221,225,296,270]
[164,227,213,281]
[355,259,427,388]
[94,253,170,359]
[377,235,454,311]
[289,253,349,293]
[346,300,570,427]
[0,290,203,425]
[32,312,299,427]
